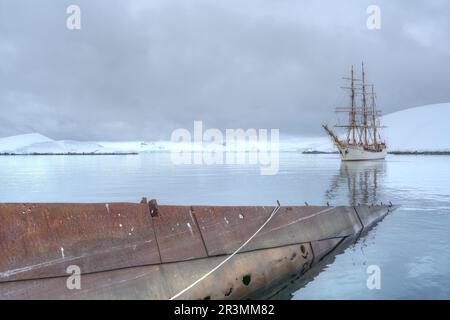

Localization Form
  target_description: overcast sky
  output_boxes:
[0,0,449,141]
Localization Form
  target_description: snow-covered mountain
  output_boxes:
[0,134,166,154]
[383,103,450,152]
[1,103,449,154]
[0,133,54,152]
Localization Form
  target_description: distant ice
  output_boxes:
[0,133,53,153]
[1,103,449,154]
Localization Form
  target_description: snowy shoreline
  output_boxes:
[1,103,449,155]
[1,150,450,156]
[0,152,139,156]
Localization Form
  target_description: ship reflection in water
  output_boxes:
[325,160,386,206]
[270,160,388,299]
[0,154,449,299]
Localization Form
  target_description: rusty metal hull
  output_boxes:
[0,201,396,299]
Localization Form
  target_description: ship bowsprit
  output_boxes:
[0,200,397,299]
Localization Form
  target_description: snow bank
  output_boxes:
[0,134,141,154]
[382,103,450,152]
[0,133,53,153]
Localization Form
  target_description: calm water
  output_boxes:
[0,153,449,299]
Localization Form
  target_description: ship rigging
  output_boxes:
[323,63,387,161]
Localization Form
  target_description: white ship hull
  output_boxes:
[337,145,387,161]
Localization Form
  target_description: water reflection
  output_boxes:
[326,161,387,206]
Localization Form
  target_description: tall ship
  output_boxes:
[323,63,387,161]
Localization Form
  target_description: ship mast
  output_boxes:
[350,65,356,145]
[370,84,378,149]
[361,62,368,148]
[323,63,387,156]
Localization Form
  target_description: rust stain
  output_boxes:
[0,199,396,299]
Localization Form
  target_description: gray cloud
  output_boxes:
[0,0,449,140]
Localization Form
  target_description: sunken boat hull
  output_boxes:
[0,201,396,299]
